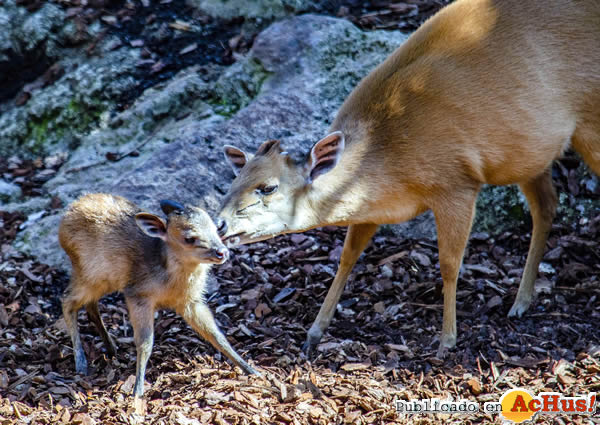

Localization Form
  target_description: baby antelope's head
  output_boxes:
[135,200,229,265]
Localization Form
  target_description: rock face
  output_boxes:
[13,15,410,266]
[188,0,317,19]
[0,180,21,201]
[6,12,599,268]
[0,48,139,156]
[0,0,138,157]
[0,1,64,101]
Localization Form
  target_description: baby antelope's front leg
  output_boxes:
[125,297,155,402]
[181,301,259,376]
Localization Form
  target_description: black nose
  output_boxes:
[214,247,229,261]
[216,218,227,237]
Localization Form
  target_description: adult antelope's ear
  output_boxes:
[306,131,345,183]
[135,213,167,240]
[223,145,251,175]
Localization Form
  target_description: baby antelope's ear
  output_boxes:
[223,145,252,175]
[135,213,167,240]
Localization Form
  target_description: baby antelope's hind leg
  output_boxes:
[509,169,557,318]
[85,301,117,356]
[181,302,259,376]
[62,283,89,375]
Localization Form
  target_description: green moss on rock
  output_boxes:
[474,185,528,234]
[208,58,272,116]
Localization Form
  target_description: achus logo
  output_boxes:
[499,388,596,423]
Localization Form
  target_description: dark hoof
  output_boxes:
[301,339,318,359]
[436,342,456,360]
[242,363,261,377]
[75,351,88,375]
[75,365,88,375]
[107,342,118,357]
[436,345,448,360]
[508,300,530,318]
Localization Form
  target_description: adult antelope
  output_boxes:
[218,0,600,357]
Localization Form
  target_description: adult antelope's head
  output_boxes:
[217,132,345,246]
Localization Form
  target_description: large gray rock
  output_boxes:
[0,0,136,158]
[0,1,65,102]
[0,0,64,62]
[187,0,316,19]
[14,15,409,266]
[0,46,139,157]
[0,180,21,201]
[17,2,65,54]
[8,14,599,268]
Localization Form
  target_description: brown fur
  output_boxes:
[60,193,257,403]
[219,0,600,357]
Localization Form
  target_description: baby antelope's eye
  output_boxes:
[258,184,278,195]
[184,237,197,245]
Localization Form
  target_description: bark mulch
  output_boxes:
[1,205,599,424]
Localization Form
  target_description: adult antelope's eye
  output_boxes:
[258,184,278,195]
[184,237,197,245]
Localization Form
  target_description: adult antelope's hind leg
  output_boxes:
[572,109,600,175]
[302,223,378,357]
[509,170,557,317]
[431,187,478,358]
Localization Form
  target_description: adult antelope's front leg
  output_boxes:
[431,187,478,358]
[303,223,378,357]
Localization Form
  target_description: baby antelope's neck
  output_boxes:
[165,251,211,287]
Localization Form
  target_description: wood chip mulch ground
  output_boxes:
[1,200,599,424]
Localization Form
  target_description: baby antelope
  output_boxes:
[59,193,258,401]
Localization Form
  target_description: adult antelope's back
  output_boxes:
[218,0,600,357]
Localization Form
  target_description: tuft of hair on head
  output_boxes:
[160,200,185,216]
[255,139,281,156]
